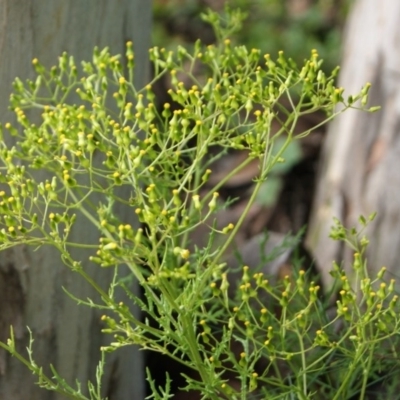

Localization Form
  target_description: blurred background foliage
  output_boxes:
[152,0,355,220]
[151,0,356,235]
[153,0,354,73]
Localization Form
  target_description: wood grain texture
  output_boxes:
[0,1,151,399]
[306,0,400,289]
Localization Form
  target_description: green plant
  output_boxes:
[0,8,390,400]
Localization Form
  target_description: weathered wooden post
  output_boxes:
[307,0,400,289]
[0,2,151,398]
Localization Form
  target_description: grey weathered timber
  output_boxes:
[0,1,151,399]
[306,0,400,289]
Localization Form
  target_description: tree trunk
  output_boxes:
[306,0,400,289]
[0,1,151,399]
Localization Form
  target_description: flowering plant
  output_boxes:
[0,8,391,400]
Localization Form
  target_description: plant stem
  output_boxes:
[359,341,375,399]
[332,346,366,400]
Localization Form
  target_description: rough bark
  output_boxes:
[0,1,151,399]
[306,0,400,289]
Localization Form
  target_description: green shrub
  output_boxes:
[0,8,392,400]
